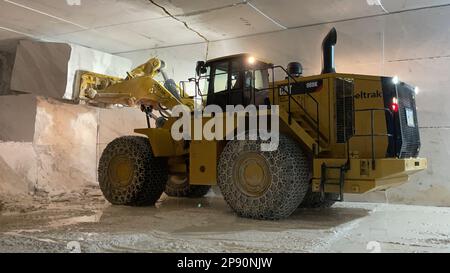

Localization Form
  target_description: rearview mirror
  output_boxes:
[196,61,207,76]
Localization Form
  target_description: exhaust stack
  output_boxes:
[322,28,337,74]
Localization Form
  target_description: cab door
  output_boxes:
[206,59,245,110]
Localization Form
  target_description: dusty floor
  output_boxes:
[0,188,449,253]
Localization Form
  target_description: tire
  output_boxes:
[218,134,310,220]
[165,175,211,198]
[98,136,168,206]
[299,185,338,208]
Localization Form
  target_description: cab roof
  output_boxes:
[205,53,270,65]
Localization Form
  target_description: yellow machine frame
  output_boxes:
[77,56,426,197]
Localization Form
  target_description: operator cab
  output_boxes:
[196,54,271,110]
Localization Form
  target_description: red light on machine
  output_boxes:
[391,97,399,112]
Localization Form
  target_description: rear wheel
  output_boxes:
[165,175,211,198]
[218,134,310,220]
[98,136,168,206]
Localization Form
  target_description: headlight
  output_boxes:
[392,76,399,85]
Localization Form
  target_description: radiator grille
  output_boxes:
[335,78,354,143]
[397,84,421,158]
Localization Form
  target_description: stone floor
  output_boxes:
[0,192,449,253]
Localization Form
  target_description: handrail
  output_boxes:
[277,83,316,125]
[272,65,320,106]
[178,80,189,98]
[346,107,394,169]
[271,65,320,153]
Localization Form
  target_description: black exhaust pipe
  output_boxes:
[322,27,337,74]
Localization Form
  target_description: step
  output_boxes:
[294,118,329,145]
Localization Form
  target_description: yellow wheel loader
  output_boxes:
[77,28,427,220]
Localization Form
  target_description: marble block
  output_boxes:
[10,40,132,101]
[0,94,37,142]
[0,50,19,96]
[0,41,23,97]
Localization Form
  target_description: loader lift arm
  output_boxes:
[76,57,195,111]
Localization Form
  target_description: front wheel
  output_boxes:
[98,136,168,206]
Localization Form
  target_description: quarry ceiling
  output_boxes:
[0,0,450,53]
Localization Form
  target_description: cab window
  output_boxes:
[244,63,269,91]
[230,60,242,90]
[211,61,229,93]
[254,69,269,90]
